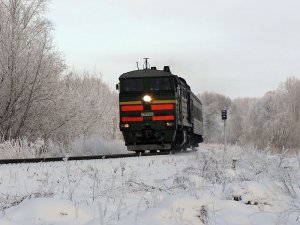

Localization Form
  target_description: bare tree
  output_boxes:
[39,71,119,143]
[0,0,64,139]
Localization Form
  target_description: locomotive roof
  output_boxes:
[119,69,175,79]
[119,69,191,90]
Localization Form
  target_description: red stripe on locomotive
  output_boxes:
[152,115,175,121]
[151,104,174,110]
[121,117,144,122]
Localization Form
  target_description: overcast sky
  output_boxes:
[47,0,300,98]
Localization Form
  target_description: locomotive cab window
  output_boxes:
[121,78,144,92]
[149,78,174,91]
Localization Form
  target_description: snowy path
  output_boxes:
[0,144,299,225]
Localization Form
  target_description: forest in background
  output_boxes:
[0,0,299,157]
[200,77,300,151]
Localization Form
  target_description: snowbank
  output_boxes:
[0,144,299,225]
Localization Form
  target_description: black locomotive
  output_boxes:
[116,63,203,153]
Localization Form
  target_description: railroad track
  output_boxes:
[0,150,196,165]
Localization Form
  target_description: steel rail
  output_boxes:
[0,150,192,165]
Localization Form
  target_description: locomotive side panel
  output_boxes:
[176,78,193,128]
[191,93,203,136]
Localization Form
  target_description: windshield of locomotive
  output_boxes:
[149,77,174,91]
[121,77,174,92]
[121,78,144,92]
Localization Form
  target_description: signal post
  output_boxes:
[221,109,227,153]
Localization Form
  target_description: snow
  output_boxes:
[4,198,92,225]
[0,144,299,225]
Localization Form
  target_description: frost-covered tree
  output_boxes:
[0,0,64,139]
[283,77,300,147]
[0,0,120,146]
[227,98,256,145]
[232,77,300,150]
[45,71,119,142]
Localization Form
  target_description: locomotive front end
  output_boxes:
[117,68,177,152]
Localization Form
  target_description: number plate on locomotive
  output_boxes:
[141,112,154,117]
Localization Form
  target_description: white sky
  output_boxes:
[47,0,300,98]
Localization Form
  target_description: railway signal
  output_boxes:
[221,109,227,120]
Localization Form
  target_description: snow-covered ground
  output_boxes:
[0,144,299,225]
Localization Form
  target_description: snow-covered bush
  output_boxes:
[0,138,44,159]
[0,137,127,159]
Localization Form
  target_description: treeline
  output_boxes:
[0,0,118,144]
[200,77,300,150]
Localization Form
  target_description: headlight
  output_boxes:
[121,124,130,128]
[166,122,175,127]
[143,95,152,102]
